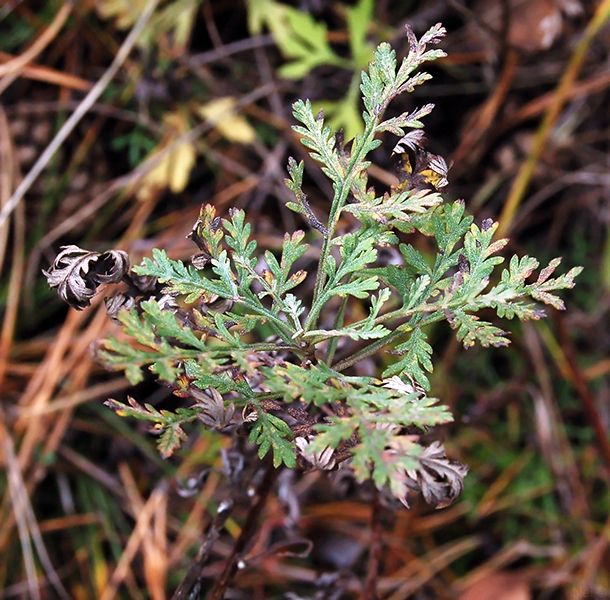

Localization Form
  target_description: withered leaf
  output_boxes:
[92,250,130,283]
[295,435,336,470]
[104,293,136,324]
[44,245,129,310]
[392,129,426,155]
[192,387,235,429]
[128,272,158,293]
[405,441,469,509]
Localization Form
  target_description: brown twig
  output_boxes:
[0,50,91,91]
[206,462,278,600]
[0,0,162,230]
[0,408,71,600]
[169,496,235,600]
[188,35,275,66]
[364,489,383,600]
[555,313,610,481]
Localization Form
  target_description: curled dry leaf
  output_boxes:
[242,404,258,423]
[382,375,426,398]
[128,272,158,293]
[295,435,336,470]
[427,154,451,189]
[44,245,129,309]
[392,129,426,154]
[157,293,180,312]
[192,387,235,429]
[405,441,469,509]
[105,293,136,324]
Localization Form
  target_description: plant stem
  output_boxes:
[240,297,298,346]
[207,461,278,600]
[333,329,405,372]
[305,99,386,333]
[325,293,350,364]
[169,498,235,600]
[364,489,383,600]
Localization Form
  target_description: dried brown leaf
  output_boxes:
[44,245,129,309]
[405,441,469,509]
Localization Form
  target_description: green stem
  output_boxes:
[305,119,381,332]
[251,391,284,403]
[332,329,404,372]
[374,301,447,326]
[239,298,297,346]
[306,234,332,331]
[332,307,447,373]
[325,293,350,364]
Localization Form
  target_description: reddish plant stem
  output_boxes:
[556,313,610,480]
[207,461,278,600]
[170,497,235,600]
[364,489,383,600]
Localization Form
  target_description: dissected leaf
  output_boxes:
[104,397,200,458]
[45,23,583,511]
[383,327,433,390]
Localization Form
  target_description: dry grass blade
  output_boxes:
[0,1,72,89]
[497,0,610,236]
[119,463,168,600]
[475,450,534,518]
[16,378,132,417]
[1,419,39,600]
[456,540,565,594]
[0,410,71,600]
[0,301,114,559]
[0,0,162,230]
[100,474,169,600]
[0,103,25,390]
[0,106,13,276]
[0,51,91,91]
[381,536,482,599]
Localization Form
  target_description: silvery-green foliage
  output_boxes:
[46,25,582,508]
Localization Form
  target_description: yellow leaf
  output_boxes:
[96,0,147,29]
[138,111,196,200]
[157,0,198,52]
[289,270,307,287]
[197,97,256,144]
[263,270,275,286]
